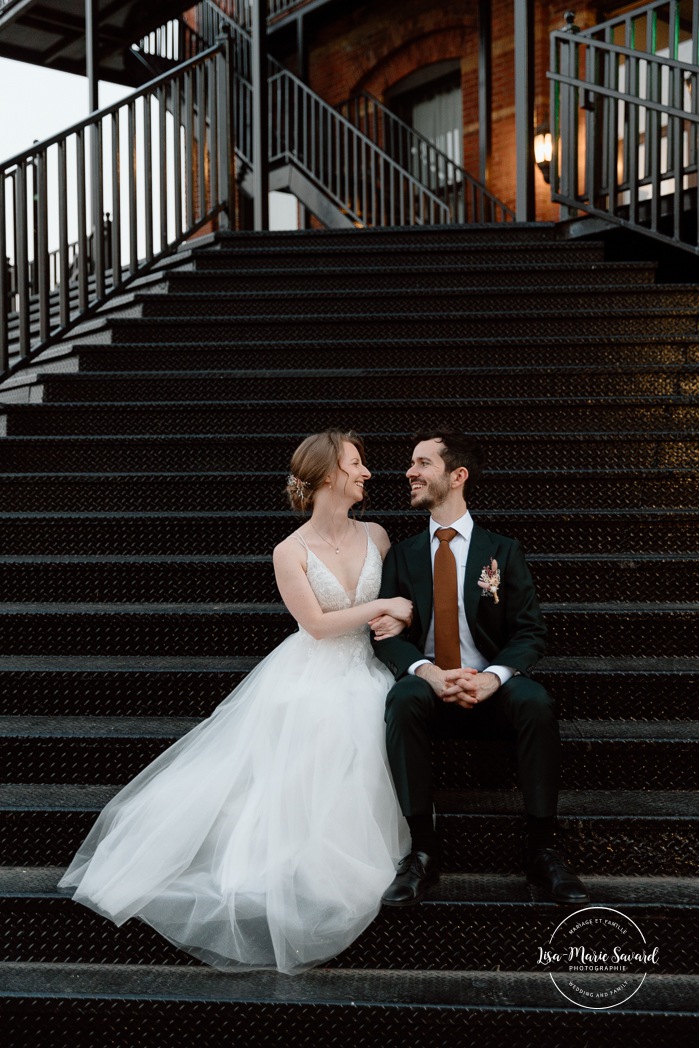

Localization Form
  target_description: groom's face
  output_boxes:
[406,439,452,510]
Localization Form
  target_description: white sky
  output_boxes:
[0,56,297,227]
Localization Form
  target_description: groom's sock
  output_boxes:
[526,814,556,858]
[407,814,440,857]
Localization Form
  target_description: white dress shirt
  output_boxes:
[408,509,515,686]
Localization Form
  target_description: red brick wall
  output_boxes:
[302,0,606,222]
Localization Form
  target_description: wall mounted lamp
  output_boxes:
[534,126,553,184]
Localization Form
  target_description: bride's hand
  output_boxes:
[388,597,413,624]
[369,613,408,639]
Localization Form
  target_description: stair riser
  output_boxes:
[4,403,698,436]
[0,610,694,657]
[1,669,694,720]
[110,288,699,319]
[0,516,694,555]
[0,735,695,790]
[38,371,699,403]
[2,809,696,874]
[0,557,695,604]
[101,314,699,341]
[3,997,693,1048]
[2,473,696,513]
[1,437,696,472]
[0,897,694,972]
[74,341,699,371]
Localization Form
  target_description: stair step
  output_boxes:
[0,717,695,789]
[0,550,694,603]
[2,963,695,1045]
[1,785,696,874]
[36,366,699,403]
[0,469,695,512]
[0,656,694,720]
[92,309,699,342]
[0,601,695,657]
[99,285,699,320]
[0,878,696,970]
[3,399,698,436]
[0,433,694,472]
[70,337,699,372]
[0,509,695,555]
[152,259,659,292]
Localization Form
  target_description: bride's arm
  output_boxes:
[273,539,411,641]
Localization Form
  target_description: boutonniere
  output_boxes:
[477,558,501,603]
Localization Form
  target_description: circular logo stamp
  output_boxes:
[536,905,660,1010]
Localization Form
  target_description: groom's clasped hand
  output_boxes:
[414,663,500,708]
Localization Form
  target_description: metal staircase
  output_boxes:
[0,222,698,1044]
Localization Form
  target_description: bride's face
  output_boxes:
[330,441,371,503]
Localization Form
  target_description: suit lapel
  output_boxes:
[405,530,433,642]
[464,523,495,632]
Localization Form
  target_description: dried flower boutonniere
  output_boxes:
[477,558,501,603]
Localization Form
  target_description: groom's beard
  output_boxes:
[409,472,451,510]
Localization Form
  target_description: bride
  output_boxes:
[59,430,412,975]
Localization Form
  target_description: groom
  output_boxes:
[371,432,588,906]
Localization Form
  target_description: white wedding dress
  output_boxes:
[58,528,408,975]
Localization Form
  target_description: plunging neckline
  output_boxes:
[306,530,372,606]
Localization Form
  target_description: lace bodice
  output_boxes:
[296,528,383,661]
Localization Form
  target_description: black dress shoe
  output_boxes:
[527,848,589,905]
[381,851,440,907]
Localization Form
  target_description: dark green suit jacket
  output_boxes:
[372,522,547,681]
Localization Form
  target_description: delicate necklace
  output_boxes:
[311,518,351,554]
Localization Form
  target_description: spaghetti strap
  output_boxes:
[293,532,309,551]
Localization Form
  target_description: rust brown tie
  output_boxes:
[433,527,461,669]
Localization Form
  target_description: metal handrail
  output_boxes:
[339,92,515,223]
[1,42,235,379]
[269,70,450,226]
[549,17,699,253]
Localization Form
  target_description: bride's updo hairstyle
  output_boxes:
[286,430,366,513]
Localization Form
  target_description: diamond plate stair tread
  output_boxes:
[3,508,696,520]
[0,654,696,674]
[2,785,697,817]
[3,867,699,905]
[1,717,697,744]
[0,963,697,1013]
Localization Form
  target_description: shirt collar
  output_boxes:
[429,509,473,543]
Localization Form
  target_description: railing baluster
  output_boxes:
[143,94,154,260]
[15,163,30,358]
[92,120,105,299]
[0,175,7,372]
[127,101,138,274]
[197,63,207,221]
[185,70,195,230]
[111,111,122,285]
[35,148,50,342]
[159,86,169,251]
[76,129,89,308]
[173,78,183,240]
[57,140,70,322]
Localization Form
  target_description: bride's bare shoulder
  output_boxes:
[366,521,391,557]
[273,528,309,566]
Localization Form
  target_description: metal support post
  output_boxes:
[478,0,492,187]
[514,0,535,221]
[251,0,269,230]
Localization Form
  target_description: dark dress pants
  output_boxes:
[384,672,560,819]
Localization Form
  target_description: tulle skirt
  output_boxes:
[58,628,408,974]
